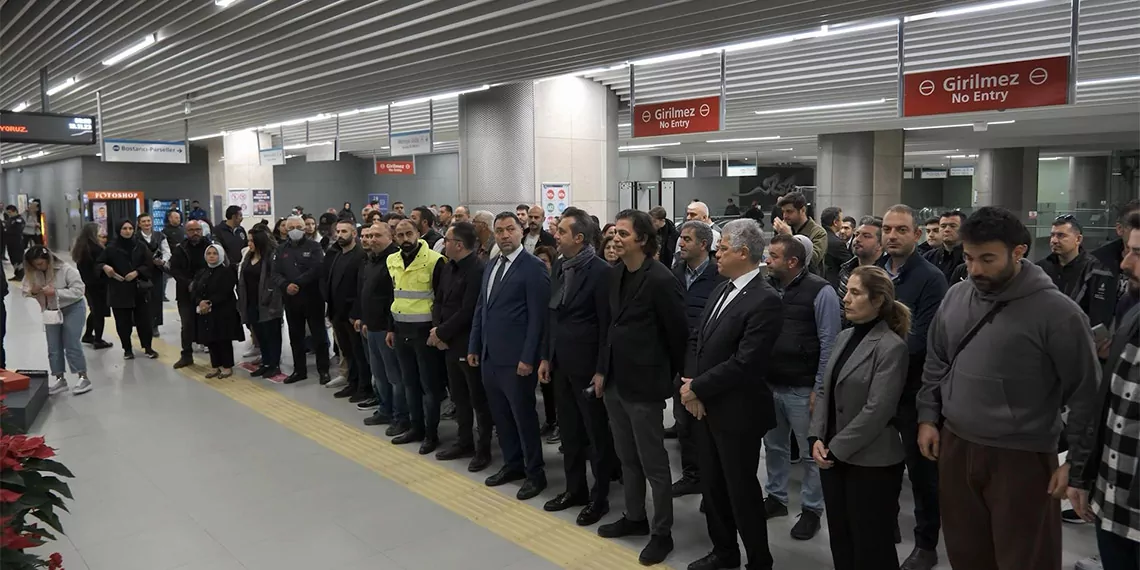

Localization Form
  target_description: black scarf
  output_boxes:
[551,245,596,309]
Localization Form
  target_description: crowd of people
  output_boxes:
[3,191,1138,570]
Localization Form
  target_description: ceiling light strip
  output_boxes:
[1076,75,1140,87]
[904,0,1046,23]
[705,136,781,143]
[45,77,76,96]
[10,102,27,112]
[102,34,156,66]
[903,120,1016,131]
[618,142,681,151]
[754,98,890,115]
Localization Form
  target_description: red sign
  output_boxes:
[904,56,1069,117]
[374,160,415,175]
[633,96,720,137]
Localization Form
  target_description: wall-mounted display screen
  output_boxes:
[0,110,96,145]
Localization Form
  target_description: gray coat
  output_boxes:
[237,251,284,324]
[809,320,908,467]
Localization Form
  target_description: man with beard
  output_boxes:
[539,207,616,526]
[169,220,211,368]
[918,206,1099,570]
[876,204,948,570]
[923,211,966,283]
[274,216,331,385]
[411,206,445,252]
[1037,215,1116,328]
[323,220,370,402]
[1092,200,1140,303]
[523,205,556,254]
[387,220,447,454]
[773,192,827,276]
[838,217,884,301]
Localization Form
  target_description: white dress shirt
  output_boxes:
[486,247,524,299]
[709,266,761,322]
[523,231,540,254]
[139,230,171,261]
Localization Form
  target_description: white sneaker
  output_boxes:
[325,375,348,389]
[72,376,92,395]
[242,346,261,358]
[48,376,68,395]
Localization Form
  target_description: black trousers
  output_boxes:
[5,239,24,276]
[331,317,370,397]
[84,312,105,341]
[113,305,153,353]
[553,368,616,503]
[178,301,197,358]
[695,418,771,568]
[207,341,235,368]
[284,295,329,376]
[672,391,700,480]
[540,380,557,427]
[444,354,492,450]
[896,390,941,550]
[821,461,904,570]
[148,275,164,329]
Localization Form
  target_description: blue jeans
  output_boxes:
[1097,524,1140,570]
[763,384,824,514]
[45,300,87,376]
[365,330,407,423]
[248,305,283,369]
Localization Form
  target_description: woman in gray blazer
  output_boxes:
[809,265,911,570]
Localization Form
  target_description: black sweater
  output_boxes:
[350,244,399,331]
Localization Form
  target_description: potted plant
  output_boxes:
[0,395,72,570]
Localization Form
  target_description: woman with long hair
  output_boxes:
[192,244,244,378]
[22,246,92,395]
[272,218,289,245]
[98,219,159,360]
[809,265,912,570]
[238,227,283,378]
[71,222,113,349]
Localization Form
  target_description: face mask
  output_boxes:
[288,229,304,242]
[399,242,416,253]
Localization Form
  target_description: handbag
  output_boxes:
[41,294,62,326]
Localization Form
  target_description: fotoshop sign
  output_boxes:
[102,139,187,163]
[904,56,1070,116]
[633,96,721,137]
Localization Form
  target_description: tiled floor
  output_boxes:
[8,278,1099,569]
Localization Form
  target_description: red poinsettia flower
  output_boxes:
[0,526,44,550]
[0,488,21,503]
[48,551,65,570]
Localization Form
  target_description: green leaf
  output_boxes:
[23,459,74,478]
[34,476,72,500]
[0,470,24,487]
[30,509,64,535]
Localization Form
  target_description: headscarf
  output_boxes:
[113,219,137,251]
[205,243,227,268]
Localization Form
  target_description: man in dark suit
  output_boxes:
[432,222,492,471]
[468,212,550,501]
[537,207,615,526]
[322,220,371,402]
[594,209,689,566]
[821,207,854,289]
[681,218,784,570]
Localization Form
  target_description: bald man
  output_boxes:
[523,205,556,253]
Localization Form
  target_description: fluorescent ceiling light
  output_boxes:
[767,148,795,152]
[706,136,781,143]
[188,132,226,141]
[1039,156,1065,161]
[722,19,897,53]
[947,154,978,159]
[1076,75,1140,87]
[381,146,390,150]
[102,33,156,66]
[618,142,681,151]
[259,113,333,130]
[215,0,241,6]
[905,0,1045,22]
[392,85,490,107]
[618,123,631,128]
[283,141,333,150]
[904,120,1016,131]
[793,156,817,160]
[754,98,889,115]
[10,102,27,112]
[45,77,76,96]
[630,49,721,67]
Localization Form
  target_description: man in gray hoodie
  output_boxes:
[916,207,1100,570]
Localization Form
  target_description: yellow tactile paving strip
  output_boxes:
[145,332,663,569]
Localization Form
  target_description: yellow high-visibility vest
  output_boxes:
[386,240,443,324]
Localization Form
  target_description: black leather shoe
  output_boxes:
[250,366,269,377]
[484,466,526,487]
[468,450,492,473]
[763,496,788,519]
[597,516,649,538]
[671,476,701,497]
[418,436,439,456]
[686,551,741,570]
[318,372,331,385]
[391,429,424,445]
[900,547,938,570]
[173,358,193,369]
[92,340,113,350]
[790,510,822,540]
[260,367,281,379]
[435,443,475,461]
[639,534,673,566]
[516,476,547,500]
[283,372,308,384]
[543,491,588,512]
[363,413,390,427]
[575,501,609,526]
[385,421,410,437]
[333,386,354,399]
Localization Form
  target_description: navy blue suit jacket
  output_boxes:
[469,248,549,368]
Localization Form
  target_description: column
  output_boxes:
[458,79,619,221]
[816,130,903,220]
[974,147,1039,216]
[207,130,275,227]
[1068,156,1109,209]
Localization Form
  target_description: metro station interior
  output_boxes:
[0,0,1137,569]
